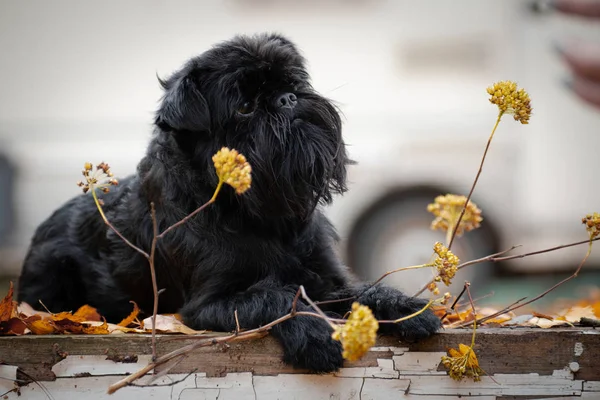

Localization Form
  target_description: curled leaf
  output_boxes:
[117,302,140,327]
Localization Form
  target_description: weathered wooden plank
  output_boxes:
[0,328,598,383]
[406,374,583,396]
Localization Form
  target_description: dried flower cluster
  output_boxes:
[331,302,379,362]
[441,343,483,381]
[77,162,118,194]
[427,194,482,237]
[212,147,252,195]
[486,80,532,124]
[582,213,600,239]
[427,242,460,294]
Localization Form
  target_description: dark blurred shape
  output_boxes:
[0,153,15,246]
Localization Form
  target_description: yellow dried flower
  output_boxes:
[486,80,532,124]
[582,213,600,239]
[427,194,482,237]
[433,242,459,287]
[212,147,252,195]
[77,161,119,194]
[331,302,379,362]
[441,343,483,382]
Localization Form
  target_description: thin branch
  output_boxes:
[91,189,149,259]
[157,181,222,239]
[149,202,160,361]
[448,112,503,250]
[475,238,595,325]
[234,310,241,335]
[413,245,520,297]
[377,299,436,324]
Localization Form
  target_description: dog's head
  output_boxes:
[154,33,350,219]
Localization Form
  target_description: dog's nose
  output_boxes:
[276,93,297,110]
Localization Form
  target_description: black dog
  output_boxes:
[17,33,440,372]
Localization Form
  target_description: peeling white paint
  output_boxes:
[574,342,584,357]
[51,354,153,377]
[393,351,447,375]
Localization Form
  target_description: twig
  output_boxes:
[448,112,503,250]
[299,286,337,329]
[149,202,160,361]
[234,310,241,335]
[487,237,599,263]
[414,245,520,297]
[316,263,434,307]
[157,181,222,239]
[91,189,149,258]
[474,237,595,326]
[440,282,469,321]
[377,299,436,324]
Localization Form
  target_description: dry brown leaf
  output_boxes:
[0,282,18,322]
[82,319,110,335]
[559,306,596,323]
[142,315,205,335]
[532,311,554,320]
[0,318,28,335]
[72,305,102,322]
[530,317,572,329]
[117,302,140,327]
[25,316,56,335]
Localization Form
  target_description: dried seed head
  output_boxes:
[76,161,117,194]
[212,147,252,195]
[582,213,600,239]
[433,242,460,287]
[486,80,532,124]
[427,194,482,237]
[331,302,379,362]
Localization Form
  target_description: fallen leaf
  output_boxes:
[0,282,18,322]
[82,319,110,334]
[117,302,140,327]
[25,316,56,335]
[0,318,28,335]
[559,306,596,323]
[72,305,102,322]
[142,315,205,335]
[532,311,554,320]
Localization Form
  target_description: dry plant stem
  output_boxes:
[157,180,223,239]
[464,282,477,349]
[413,245,519,297]
[474,238,595,326]
[414,237,600,298]
[149,202,160,361]
[315,263,434,307]
[447,112,503,250]
[377,298,436,324]
[91,189,149,258]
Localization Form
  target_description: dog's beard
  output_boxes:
[224,92,347,220]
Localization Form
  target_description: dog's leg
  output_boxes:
[180,279,344,373]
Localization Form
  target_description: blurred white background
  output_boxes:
[1,0,599,303]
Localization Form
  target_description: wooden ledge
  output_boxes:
[1,327,599,399]
[0,327,598,381]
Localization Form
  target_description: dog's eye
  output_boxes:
[237,101,255,116]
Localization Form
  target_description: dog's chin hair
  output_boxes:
[222,96,347,221]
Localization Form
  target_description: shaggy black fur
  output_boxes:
[17,33,440,372]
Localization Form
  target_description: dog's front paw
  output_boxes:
[273,316,344,373]
[358,286,442,340]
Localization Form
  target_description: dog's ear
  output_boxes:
[155,73,211,133]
